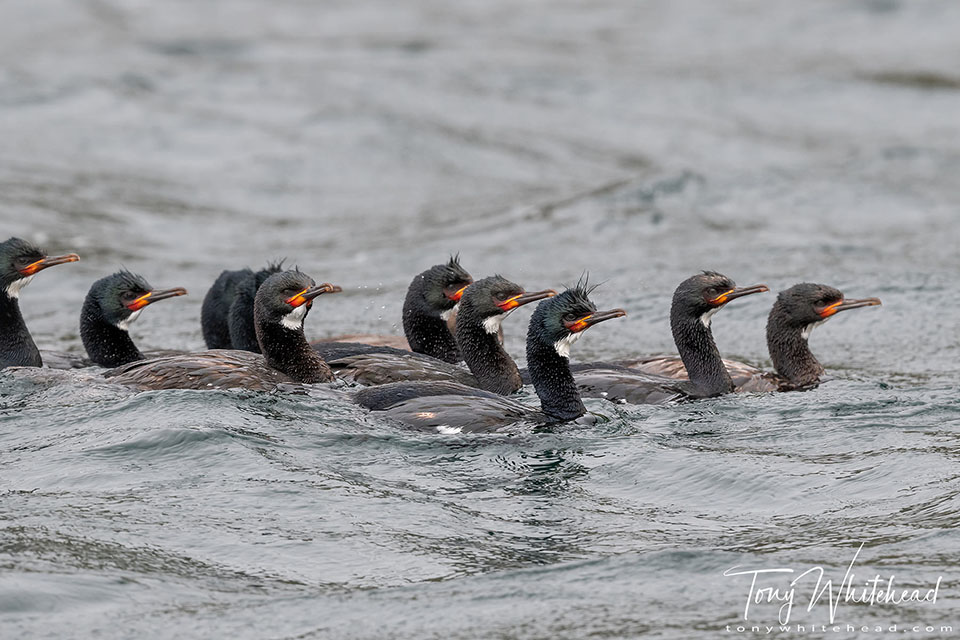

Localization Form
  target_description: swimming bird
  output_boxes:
[619,282,882,391]
[211,257,476,362]
[313,256,476,362]
[106,271,338,391]
[355,283,626,433]
[329,276,554,392]
[0,237,79,370]
[522,272,769,403]
[80,270,188,367]
[200,261,283,352]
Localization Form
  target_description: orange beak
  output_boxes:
[496,289,557,311]
[447,284,470,302]
[18,253,80,276]
[286,282,338,308]
[708,283,769,305]
[127,287,188,311]
[565,308,627,333]
[819,297,882,318]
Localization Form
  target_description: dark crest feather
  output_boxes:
[440,254,471,282]
[563,272,601,301]
[263,259,286,273]
[111,269,151,291]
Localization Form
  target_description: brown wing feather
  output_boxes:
[328,352,477,387]
[374,394,535,433]
[314,334,410,350]
[104,349,296,391]
[573,370,683,405]
[617,355,782,393]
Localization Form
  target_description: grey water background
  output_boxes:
[1,0,959,638]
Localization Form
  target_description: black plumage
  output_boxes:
[551,272,769,402]
[229,265,283,352]
[200,261,283,352]
[80,270,187,367]
[355,283,626,432]
[0,237,79,370]
[620,282,881,392]
[107,271,336,391]
[401,255,474,363]
[766,283,881,390]
[312,255,475,362]
[327,276,552,392]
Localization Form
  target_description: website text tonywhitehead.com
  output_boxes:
[724,624,953,635]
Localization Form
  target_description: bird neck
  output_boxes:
[456,307,521,395]
[671,308,734,397]
[256,317,333,383]
[0,292,41,369]
[525,333,585,422]
[79,298,144,367]
[402,283,461,364]
[766,306,824,389]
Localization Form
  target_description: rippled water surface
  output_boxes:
[1,1,959,638]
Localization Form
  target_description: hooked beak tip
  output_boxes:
[19,253,81,276]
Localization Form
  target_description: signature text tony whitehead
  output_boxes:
[723,543,942,624]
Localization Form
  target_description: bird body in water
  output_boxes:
[618,282,881,391]
[313,256,476,362]
[327,276,554,392]
[662,272,770,398]
[80,270,188,367]
[314,256,480,358]
[355,283,626,433]
[523,272,770,404]
[107,271,338,391]
[205,257,476,362]
[0,237,80,370]
[455,276,555,395]
[396,256,475,363]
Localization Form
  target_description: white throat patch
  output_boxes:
[281,304,308,331]
[482,312,508,335]
[440,302,459,322]
[700,306,721,329]
[5,276,34,299]
[553,332,583,358]
[115,309,143,332]
[801,319,827,341]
